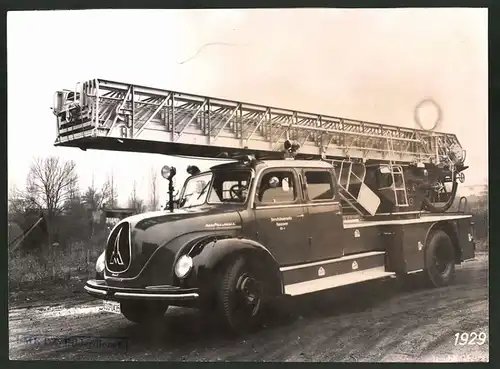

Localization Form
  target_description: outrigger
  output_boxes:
[53,79,475,334]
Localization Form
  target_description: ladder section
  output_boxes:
[330,160,381,216]
[389,165,409,207]
[384,136,410,207]
[52,78,464,163]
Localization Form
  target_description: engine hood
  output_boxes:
[127,204,242,233]
[104,204,243,282]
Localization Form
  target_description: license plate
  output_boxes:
[101,300,121,314]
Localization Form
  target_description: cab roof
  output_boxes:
[210,159,333,171]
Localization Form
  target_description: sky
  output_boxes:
[7,8,488,207]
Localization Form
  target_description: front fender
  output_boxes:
[179,236,284,302]
[105,231,238,288]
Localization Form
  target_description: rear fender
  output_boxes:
[425,220,462,263]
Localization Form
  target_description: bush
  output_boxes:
[450,192,488,246]
[466,195,488,244]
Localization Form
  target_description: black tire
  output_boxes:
[218,256,266,335]
[424,230,456,288]
[120,301,168,324]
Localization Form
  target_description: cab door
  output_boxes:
[302,168,344,262]
[252,168,309,267]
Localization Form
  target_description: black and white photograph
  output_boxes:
[7,8,488,362]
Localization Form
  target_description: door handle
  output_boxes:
[296,214,305,218]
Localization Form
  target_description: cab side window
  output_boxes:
[257,170,297,204]
[304,170,335,201]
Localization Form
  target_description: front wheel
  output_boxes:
[120,301,168,324]
[218,257,266,335]
[424,230,456,288]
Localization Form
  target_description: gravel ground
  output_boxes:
[9,253,489,362]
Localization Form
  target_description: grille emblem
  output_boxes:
[109,228,125,266]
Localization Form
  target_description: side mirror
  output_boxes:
[187,165,200,175]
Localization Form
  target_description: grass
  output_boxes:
[475,238,489,253]
[8,240,104,289]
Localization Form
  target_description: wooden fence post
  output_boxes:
[87,249,91,279]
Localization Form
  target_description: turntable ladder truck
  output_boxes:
[52,79,476,333]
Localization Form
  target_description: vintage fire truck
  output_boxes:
[52,79,476,334]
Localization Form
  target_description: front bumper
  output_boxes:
[84,279,199,303]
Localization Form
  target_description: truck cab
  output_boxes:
[85,156,475,335]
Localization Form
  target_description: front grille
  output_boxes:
[106,222,132,273]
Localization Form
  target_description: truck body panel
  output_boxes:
[84,158,476,315]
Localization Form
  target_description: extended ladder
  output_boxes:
[52,79,464,165]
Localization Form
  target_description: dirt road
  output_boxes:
[9,253,489,362]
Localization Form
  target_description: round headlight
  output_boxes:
[96,251,105,273]
[174,255,193,279]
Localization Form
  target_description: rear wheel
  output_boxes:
[218,257,266,335]
[120,301,168,324]
[424,230,456,287]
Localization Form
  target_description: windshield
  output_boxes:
[179,169,252,208]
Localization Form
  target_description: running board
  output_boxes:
[284,266,395,296]
[281,251,393,296]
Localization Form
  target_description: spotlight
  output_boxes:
[161,165,177,180]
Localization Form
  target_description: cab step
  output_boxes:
[281,251,394,296]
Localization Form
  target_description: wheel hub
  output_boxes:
[236,273,261,316]
[433,244,452,274]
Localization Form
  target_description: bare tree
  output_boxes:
[80,175,113,236]
[8,184,30,215]
[23,156,78,246]
[65,176,82,211]
[82,186,100,211]
[128,181,146,213]
[149,168,159,211]
[102,172,118,208]
[25,156,79,220]
[82,176,113,211]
